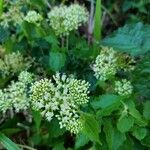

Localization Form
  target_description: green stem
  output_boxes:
[66,35,69,51]
[18,144,37,150]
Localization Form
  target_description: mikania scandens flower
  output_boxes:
[0,52,32,78]
[30,78,57,121]
[24,10,43,25]
[30,73,90,134]
[48,4,88,36]
[0,71,34,113]
[114,79,133,96]
[0,1,24,28]
[92,47,118,81]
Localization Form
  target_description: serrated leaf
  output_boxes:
[47,118,66,138]
[143,101,150,120]
[132,127,147,140]
[141,135,150,147]
[81,113,101,144]
[117,116,134,133]
[126,100,147,126]
[0,133,21,150]
[91,94,122,116]
[49,51,66,72]
[102,22,150,56]
[91,94,121,109]
[104,120,126,150]
[75,133,90,149]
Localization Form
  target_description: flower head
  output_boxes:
[24,11,43,25]
[0,1,24,28]
[30,73,90,133]
[0,52,32,78]
[0,71,34,113]
[30,78,57,121]
[93,47,118,81]
[48,4,88,36]
[114,79,133,96]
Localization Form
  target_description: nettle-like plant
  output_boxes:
[0,0,150,150]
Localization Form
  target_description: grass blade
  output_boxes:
[94,0,102,41]
[0,0,3,16]
[0,132,21,150]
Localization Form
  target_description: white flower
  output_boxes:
[30,73,90,134]
[0,71,34,113]
[30,78,57,121]
[0,52,32,78]
[56,101,82,134]
[24,10,43,25]
[48,4,88,36]
[115,79,133,96]
[0,2,24,28]
[92,47,118,81]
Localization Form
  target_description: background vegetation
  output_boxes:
[0,0,150,150]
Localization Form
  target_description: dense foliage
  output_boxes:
[0,0,150,150]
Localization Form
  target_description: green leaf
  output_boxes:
[126,100,147,126]
[47,118,65,138]
[143,101,150,120]
[104,120,126,150]
[133,55,150,100]
[91,94,121,109]
[22,22,45,40]
[117,116,134,133]
[81,113,101,144]
[0,133,21,150]
[45,35,59,50]
[52,142,65,150]
[0,26,9,43]
[131,127,147,140]
[75,133,90,149]
[94,0,102,41]
[119,136,134,150]
[49,51,66,72]
[0,0,3,16]
[32,110,42,133]
[102,22,150,56]
[141,134,150,147]
[91,94,122,116]
[1,128,22,136]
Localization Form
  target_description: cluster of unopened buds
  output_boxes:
[48,4,89,36]
[0,1,24,28]
[114,79,133,96]
[0,71,34,114]
[24,10,43,25]
[0,52,32,78]
[93,47,118,81]
[92,46,136,81]
[30,73,90,134]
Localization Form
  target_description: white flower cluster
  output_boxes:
[0,52,32,78]
[48,4,88,36]
[93,47,118,81]
[0,2,24,28]
[30,73,90,134]
[24,11,43,25]
[114,79,133,96]
[0,71,34,113]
